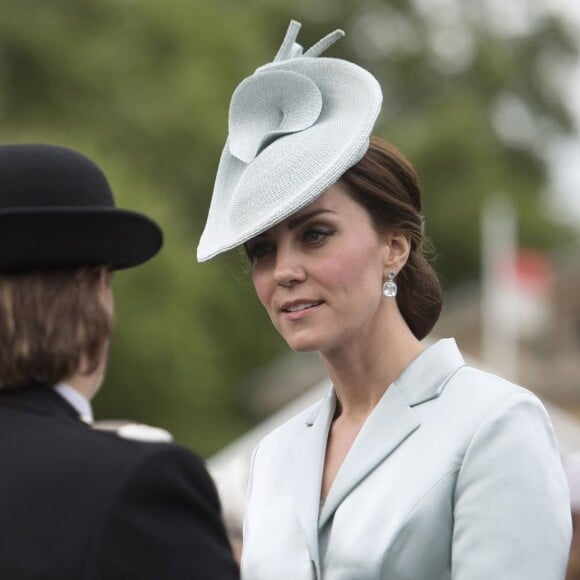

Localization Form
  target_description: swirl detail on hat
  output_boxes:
[229,70,323,164]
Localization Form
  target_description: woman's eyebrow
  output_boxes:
[287,209,336,230]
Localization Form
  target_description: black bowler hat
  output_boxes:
[0,143,163,271]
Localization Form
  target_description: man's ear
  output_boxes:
[98,267,112,289]
[382,231,411,275]
[98,267,115,317]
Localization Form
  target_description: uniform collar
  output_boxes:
[54,383,94,424]
[0,381,86,424]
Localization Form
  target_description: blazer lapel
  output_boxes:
[318,383,420,528]
[318,338,465,528]
[292,389,336,571]
[289,339,466,563]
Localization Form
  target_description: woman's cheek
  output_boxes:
[252,273,272,311]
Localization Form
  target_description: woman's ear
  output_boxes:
[383,231,411,274]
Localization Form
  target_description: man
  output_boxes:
[0,144,239,579]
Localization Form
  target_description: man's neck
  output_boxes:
[65,354,108,402]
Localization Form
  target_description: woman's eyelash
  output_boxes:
[247,226,335,259]
[303,227,335,242]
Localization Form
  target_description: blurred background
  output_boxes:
[1,0,579,463]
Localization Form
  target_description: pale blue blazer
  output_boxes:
[241,339,572,579]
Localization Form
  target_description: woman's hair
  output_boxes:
[340,136,443,340]
[0,267,113,390]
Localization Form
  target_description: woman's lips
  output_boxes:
[280,300,324,320]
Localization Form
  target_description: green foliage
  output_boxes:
[0,0,577,454]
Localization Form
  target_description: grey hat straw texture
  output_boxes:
[197,20,383,261]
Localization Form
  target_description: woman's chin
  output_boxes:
[283,333,325,353]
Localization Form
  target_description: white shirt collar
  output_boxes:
[53,383,94,424]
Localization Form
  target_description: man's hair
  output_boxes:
[0,267,113,390]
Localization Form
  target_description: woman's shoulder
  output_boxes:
[442,363,551,432]
[417,338,541,405]
[450,364,540,402]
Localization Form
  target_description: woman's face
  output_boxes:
[248,183,397,354]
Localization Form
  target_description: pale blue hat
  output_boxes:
[197,20,383,261]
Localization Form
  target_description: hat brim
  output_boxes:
[0,208,163,271]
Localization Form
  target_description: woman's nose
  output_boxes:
[273,246,306,287]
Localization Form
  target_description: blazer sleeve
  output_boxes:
[84,444,239,580]
[452,391,572,580]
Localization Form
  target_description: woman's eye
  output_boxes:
[303,228,334,244]
[248,243,274,260]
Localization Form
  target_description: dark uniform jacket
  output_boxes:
[0,383,239,580]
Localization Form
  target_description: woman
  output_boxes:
[198,21,572,579]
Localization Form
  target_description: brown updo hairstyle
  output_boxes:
[340,136,443,340]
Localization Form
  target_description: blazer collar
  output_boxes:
[0,381,84,423]
[394,338,466,406]
[293,338,466,537]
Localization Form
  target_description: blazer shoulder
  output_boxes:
[447,364,542,404]
[441,364,551,431]
[63,418,207,480]
[82,437,238,580]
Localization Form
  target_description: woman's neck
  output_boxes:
[320,309,424,423]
